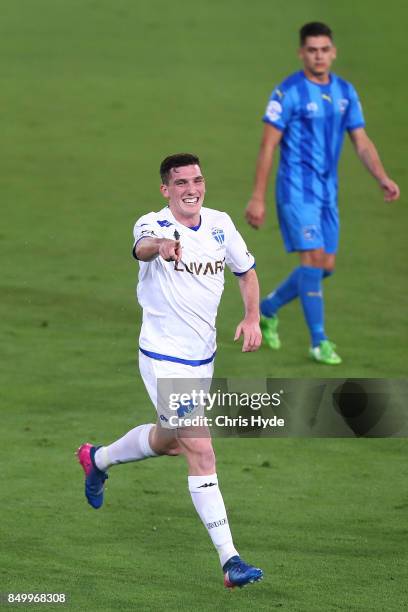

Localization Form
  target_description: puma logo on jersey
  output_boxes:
[174,258,225,275]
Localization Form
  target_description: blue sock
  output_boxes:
[261,267,334,319]
[260,266,303,317]
[298,266,326,347]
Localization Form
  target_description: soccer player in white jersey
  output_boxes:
[77,153,264,589]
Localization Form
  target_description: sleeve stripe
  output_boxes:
[262,117,285,131]
[347,122,366,131]
[233,262,256,276]
[132,235,154,260]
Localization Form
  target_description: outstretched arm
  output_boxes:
[245,123,283,228]
[135,237,182,262]
[349,128,400,202]
[234,268,262,352]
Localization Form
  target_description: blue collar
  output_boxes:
[188,217,201,231]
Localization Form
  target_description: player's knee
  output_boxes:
[323,256,336,273]
[149,425,179,456]
[197,447,216,473]
[193,443,215,472]
[181,438,216,472]
[166,446,183,456]
[312,253,325,267]
[162,439,183,456]
[300,249,325,268]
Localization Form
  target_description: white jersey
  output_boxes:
[133,206,255,365]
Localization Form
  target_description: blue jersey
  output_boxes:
[263,71,365,208]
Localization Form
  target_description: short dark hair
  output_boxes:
[299,22,333,46]
[160,153,201,184]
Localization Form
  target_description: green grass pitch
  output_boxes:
[1,0,407,610]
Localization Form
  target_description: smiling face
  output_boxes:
[160,164,205,227]
[299,35,336,82]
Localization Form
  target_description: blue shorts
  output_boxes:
[277,202,339,254]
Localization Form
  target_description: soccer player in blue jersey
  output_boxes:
[245,22,400,364]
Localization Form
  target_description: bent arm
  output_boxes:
[234,268,262,352]
[349,128,400,201]
[245,123,283,228]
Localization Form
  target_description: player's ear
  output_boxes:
[160,183,169,199]
[332,45,337,60]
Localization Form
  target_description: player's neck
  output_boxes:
[303,69,330,85]
[170,209,201,228]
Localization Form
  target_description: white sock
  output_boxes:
[188,473,239,567]
[94,423,158,471]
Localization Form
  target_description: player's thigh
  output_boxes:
[139,351,214,429]
[321,206,339,256]
[139,350,160,410]
[277,202,324,253]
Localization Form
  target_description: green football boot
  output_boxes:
[309,339,342,365]
[260,314,281,350]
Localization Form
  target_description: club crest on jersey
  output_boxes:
[211,227,225,245]
[306,101,319,113]
[338,98,349,113]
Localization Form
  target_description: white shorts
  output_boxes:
[139,350,214,429]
